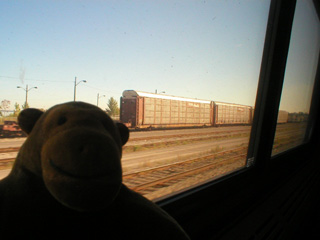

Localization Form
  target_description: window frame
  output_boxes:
[157,0,320,238]
[247,0,296,168]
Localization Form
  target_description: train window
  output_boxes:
[0,1,271,202]
[272,0,320,156]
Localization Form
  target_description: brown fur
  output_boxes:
[0,102,189,239]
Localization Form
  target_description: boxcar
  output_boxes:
[120,90,290,129]
[288,112,308,122]
[277,110,289,123]
[213,101,253,126]
[0,120,24,137]
[120,90,213,128]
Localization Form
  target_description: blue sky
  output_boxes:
[0,0,318,113]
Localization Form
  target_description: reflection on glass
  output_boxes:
[0,1,270,201]
[272,0,320,156]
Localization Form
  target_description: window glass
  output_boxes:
[272,0,320,156]
[0,1,270,201]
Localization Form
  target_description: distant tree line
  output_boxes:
[0,100,23,117]
[0,99,39,118]
[1,97,120,118]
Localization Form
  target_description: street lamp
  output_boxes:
[74,77,87,101]
[155,89,165,94]
[97,93,106,107]
[17,84,38,108]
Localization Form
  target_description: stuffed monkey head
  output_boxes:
[16,102,129,212]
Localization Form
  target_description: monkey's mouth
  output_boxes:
[49,158,108,180]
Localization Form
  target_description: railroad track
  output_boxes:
[124,130,250,153]
[0,124,308,193]
[129,128,250,142]
[123,147,248,198]
[273,135,305,155]
[0,148,19,167]
[0,147,20,153]
[0,158,15,165]
[123,124,307,200]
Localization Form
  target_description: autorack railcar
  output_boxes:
[120,90,213,128]
[277,110,289,123]
[213,101,253,125]
[120,90,256,128]
[288,112,309,122]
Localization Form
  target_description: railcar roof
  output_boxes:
[122,90,211,104]
[213,101,252,108]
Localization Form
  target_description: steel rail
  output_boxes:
[130,154,247,194]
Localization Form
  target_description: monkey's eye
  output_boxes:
[57,116,67,126]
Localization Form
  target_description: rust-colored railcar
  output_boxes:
[120,90,255,129]
[120,90,289,129]
[121,90,298,129]
[120,90,213,128]
[213,101,253,125]
[0,120,25,137]
[277,110,289,123]
[251,108,289,125]
[288,112,308,122]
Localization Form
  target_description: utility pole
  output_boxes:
[26,85,29,106]
[74,77,77,101]
[17,84,38,108]
[97,93,106,107]
[74,77,87,101]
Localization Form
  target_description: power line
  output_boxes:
[83,84,121,95]
[1,76,122,95]
[0,75,72,83]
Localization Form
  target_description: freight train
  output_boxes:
[120,90,289,129]
[0,120,25,138]
[0,90,299,138]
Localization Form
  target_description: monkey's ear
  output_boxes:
[116,122,129,146]
[18,108,44,135]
